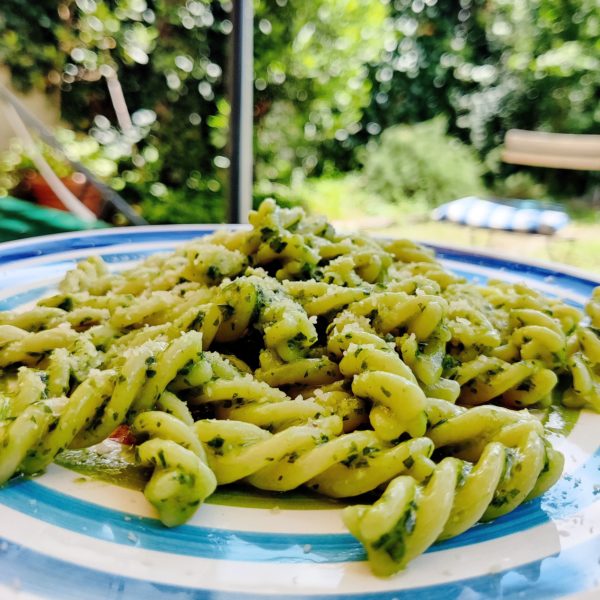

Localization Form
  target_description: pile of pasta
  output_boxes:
[0,199,599,576]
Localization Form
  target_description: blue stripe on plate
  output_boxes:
[433,246,599,296]
[0,479,362,564]
[0,285,55,311]
[1,533,598,600]
[0,229,215,265]
[1,447,598,563]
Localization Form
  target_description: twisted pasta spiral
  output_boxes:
[184,352,342,432]
[0,323,79,368]
[132,400,216,527]
[451,355,558,409]
[344,401,563,576]
[338,343,429,440]
[195,415,434,498]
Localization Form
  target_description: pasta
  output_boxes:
[0,198,598,577]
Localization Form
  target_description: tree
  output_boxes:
[253,0,388,181]
[357,0,496,146]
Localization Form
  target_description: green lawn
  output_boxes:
[300,176,600,276]
[361,220,600,275]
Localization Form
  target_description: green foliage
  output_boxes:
[358,1,495,146]
[253,0,387,181]
[492,172,548,201]
[478,0,600,137]
[0,0,389,221]
[0,116,156,197]
[360,0,600,196]
[0,1,64,92]
[1,0,599,223]
[140,186,225,224]
[1,0,229,222]
[470,0,600,195]
[296,175,392,221]
[0,139,69,196]
[361,118,483,209]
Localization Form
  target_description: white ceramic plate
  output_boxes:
[0,226,599,600]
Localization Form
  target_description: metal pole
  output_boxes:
[4,103,97,222]
[228,0,254,224]
[0,82,148,226]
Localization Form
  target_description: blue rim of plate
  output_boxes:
[0,225,598,600]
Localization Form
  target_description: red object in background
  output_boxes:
[26,171,104,216]
[109,425,137,446]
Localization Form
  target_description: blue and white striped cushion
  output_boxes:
[432,196,570,234]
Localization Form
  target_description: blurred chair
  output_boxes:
[502,129,600,171]
[0,82,147,227]
[432,129,600,259]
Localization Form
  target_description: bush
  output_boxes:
[361,118,484,210]
[252,180,305,211]
[294,175,390,221]
[140,186,225,225]
[492,172,549,201]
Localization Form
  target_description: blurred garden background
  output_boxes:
[0,0,599,270]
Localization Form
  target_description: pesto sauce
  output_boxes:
[541,402,579,438]
[206,484,344,510]
[55,441,345,510]
[55,442,150,491]
[530,389,580,441]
